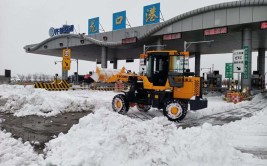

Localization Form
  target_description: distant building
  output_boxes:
[0,69,11,84]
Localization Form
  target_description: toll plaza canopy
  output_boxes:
[24,0,267,62]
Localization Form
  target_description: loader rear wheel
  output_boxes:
[136,104,151,112]
[163,100,187,122]
[112,94,129,114]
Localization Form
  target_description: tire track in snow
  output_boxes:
[125,93,267,128]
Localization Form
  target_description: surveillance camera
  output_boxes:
[103,36,108,41]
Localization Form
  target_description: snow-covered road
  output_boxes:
[0,85,267,166]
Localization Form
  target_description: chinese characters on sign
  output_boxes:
[243,46,249,79]
[122,37,137,44]
[88,17,99,34]
[113,11,126,30]
[163,33,181,40]
[225,63,233,78]
[49,25,74,37]
[204,27,227,36]
[261,22,267,29]
[143,3,160,25]
[233,49,245,73]
[62,49,71,71]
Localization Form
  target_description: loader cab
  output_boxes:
[145,51,185,86]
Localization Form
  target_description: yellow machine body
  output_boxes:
[140,75,200,100]
[173,77,201,99]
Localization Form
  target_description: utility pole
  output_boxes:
[76,59,78,85]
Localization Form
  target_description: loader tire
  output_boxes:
[163,99,187,122]
[136,104,151,112]
[112,94,129,115]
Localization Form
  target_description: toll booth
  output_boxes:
[251,71,265,90]
[0,69,11,84]
[206,70,222,90]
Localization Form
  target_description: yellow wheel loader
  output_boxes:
[112,50,207,122]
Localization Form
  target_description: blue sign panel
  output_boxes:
[113,11,126,31]
[88,17,99,34]
[49,25,74,37]
[143,3,160,25]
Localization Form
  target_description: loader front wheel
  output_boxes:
[136,104,151,112]
[163,100,187,122]
[112,94,129,114]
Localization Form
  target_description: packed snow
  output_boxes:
[0,130,43,166]
[0,85,267,166]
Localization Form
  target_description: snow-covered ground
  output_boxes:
[0,85,267,166]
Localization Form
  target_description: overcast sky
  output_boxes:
[0,0,263,78]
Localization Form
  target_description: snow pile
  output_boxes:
[0,85,117,117]
[44,109,263,166]
[0,130,43,166]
